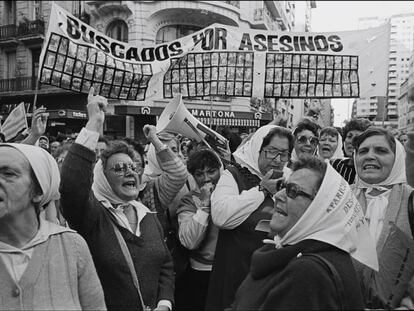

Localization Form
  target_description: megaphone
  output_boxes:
[156,94,228,150]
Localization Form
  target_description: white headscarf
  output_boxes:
[271,164,379,271]
[233,125,278,179]
[353,139,406,243]
[143,133,180,178]
[92,160,150,235]
[1,143,60,209]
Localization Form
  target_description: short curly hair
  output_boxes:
[293,119,320,138]
[100,140,136,170]
[342,118,371,139]
[186,148,222,176]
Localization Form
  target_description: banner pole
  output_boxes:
[209,97,213,129]
[32,76,40,112]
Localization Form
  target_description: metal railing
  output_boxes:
[0,24,17,40]
[17,19,45,37]
[0,76,37,92]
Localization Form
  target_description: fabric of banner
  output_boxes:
[1,103,28,141]
[38,3,389,103]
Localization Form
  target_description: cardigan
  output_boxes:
[177,190,219,268]
[205,165,274,311]
[60,143,175,311]
[353,183,414,308]
[232,240,364,310]
[0,231,106,310]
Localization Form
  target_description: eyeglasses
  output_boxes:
[297,135,319,146]
[108,162,140,176]
[263,149,290,162]
[278,181,315,200]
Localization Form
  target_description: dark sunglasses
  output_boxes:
[297,135,319,146]
[109,162,140,176]
[278,181,315,200]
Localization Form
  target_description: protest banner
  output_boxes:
[38,3,390,102]
[1,102,28,142]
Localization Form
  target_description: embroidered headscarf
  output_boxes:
[268,164,379,271]
[233,125,278,179]
[92,159,150,235]
[353,138,406,243]
[0,143,60,209]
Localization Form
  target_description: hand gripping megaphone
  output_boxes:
[156,94,228,150]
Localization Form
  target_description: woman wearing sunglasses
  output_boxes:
[232,156,377,310]
[59,88,186,311]
[205,125,294,311]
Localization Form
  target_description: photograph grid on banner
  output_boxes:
[163,51,254,98]
[40,33,153,100]
[264,53,359,98]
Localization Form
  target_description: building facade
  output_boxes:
[0,1,313,141]
[0,0,299,140]
[354,13,414,129]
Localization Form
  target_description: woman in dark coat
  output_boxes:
[232,156,378,310]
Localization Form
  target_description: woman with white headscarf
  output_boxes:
[60,88,180,311]
[205,125,294,311]
[318,126,344,160]
[232,156,376,310]
[352,127,414,309]
[233,156,378,310]
[0,143,105,310]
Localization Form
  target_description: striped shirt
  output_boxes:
[331,157,356,185]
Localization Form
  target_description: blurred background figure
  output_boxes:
[318,127,344,160]
[95,135,108,162]
[49,140,61,160]
[36,135,49,152]
[331,118,371,185]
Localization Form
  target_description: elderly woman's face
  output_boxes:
[104,152,140,201]
[270,168,320,238]
[355,135,395,184]
[318,134,338,159]
[0,147,40,219]
[344,130,362,157]
[294,130,318,158]
[258,135,290,176]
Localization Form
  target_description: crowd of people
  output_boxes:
[1,86,414,311]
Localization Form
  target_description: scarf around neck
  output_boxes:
[92,160,151,235]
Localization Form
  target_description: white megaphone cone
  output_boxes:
[156,94,228,149]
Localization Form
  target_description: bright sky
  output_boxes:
[310,1,414,126]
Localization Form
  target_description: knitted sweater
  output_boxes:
[60,143,175,311]
[0,231,106,310]
[406,131,414,188]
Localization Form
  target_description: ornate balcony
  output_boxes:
[17,19,45,45]
[0,76,61,96]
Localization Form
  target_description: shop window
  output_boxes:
[156,25,202,44]
[106,20,128,43]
